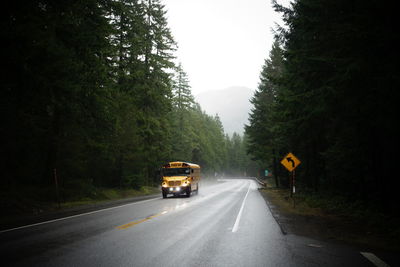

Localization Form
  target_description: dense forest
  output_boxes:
[246,0,399,214]
[5,0,397,216]
[2,0,256,201]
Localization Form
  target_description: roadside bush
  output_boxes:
[61,179,99,201]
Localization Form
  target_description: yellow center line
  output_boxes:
[116,212,166,230]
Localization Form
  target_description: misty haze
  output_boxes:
[195,86,253,135]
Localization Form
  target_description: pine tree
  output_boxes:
[170,63,195,161]
[137,0,176,185]
[1,0,113,188]
[172,63,195,111]
[273,0,399,210]
[245,38,284,186]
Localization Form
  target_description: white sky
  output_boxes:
[163,0,289,96]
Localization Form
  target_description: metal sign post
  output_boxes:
[292,170,295,208]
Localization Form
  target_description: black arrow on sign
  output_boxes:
[286,157,295,168]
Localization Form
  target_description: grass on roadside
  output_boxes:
[59,186,160,209]
[0,185,160,218]
[262,187,327,216]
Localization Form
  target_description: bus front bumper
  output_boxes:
[162,186,188,194]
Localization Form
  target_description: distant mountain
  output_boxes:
[195,86,254,136]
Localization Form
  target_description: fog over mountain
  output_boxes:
[195,86,254,136]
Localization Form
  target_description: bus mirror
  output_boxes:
[191,169,194,173]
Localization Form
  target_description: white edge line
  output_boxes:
[360,252,390,267]
[232,181,251,233]
[0,197,160,234]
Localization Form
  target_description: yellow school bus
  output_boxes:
[161,161,200,198]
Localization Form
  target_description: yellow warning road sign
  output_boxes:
[281,152,301,172]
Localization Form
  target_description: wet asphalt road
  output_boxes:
[0,178,393,266]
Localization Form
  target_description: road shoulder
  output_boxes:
[0,193,160,232]
[259,187,400,253]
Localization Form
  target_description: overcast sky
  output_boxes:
[163,0,289,96]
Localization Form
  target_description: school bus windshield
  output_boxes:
[163,168,190,176]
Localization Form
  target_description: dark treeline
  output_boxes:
[246,0,399,214]
[1,0,253,199]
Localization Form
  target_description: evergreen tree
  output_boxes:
[172,63,195,111]
[138,0,176,185]
[271,0,399,211]
[245,39,284,186]
[1,0,113,189]
[170,63,195,161]
[106,0,143,187]
[1,0,248,203]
